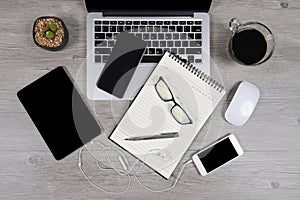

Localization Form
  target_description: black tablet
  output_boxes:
[17,67,101,160]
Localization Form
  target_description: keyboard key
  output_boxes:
[95,40,107,47]
[149,48,155,54]
[149,21,155,25]
[188,33,194,39]
[186,48,201,54]
[103,55,109,63]
[144,48,149,54]
[136,33,142,39]
[175,41,181,47]
[180,33,186,40]
[95,55,101,63]
[125,26,131,31]
[195,59,202,63]
[95,33,105,39]
[141,56,162,63]
[192,26,202,32]
[110,26,116,32]
[172,21,178,25]
[118,21,125,25]
[169,26,176,32]
[195,33,201,39]
[158,33,164,39]
[190,41,201,47]
[146,41,151,47]
[182,41,188,47]
[154,26,161,32]
[179,48,185,54]
[117,26,124,32]
[195,21,202,25]
[188,55,194,63]
[139,26,146,32]
[171,48,177,54]
[156,21,163,25]
[160,41,166,47]
[106,33,112,39]
[162,26,168,32]
[133,21,140,25]
[151,33,157,40]
[108,40,115,47]
[103,21,109,25]
[176,26,183,32]
[110,21,117,25]
[165,48,171,52]
[95,26,101,32]
[156,48,163,54]
[152,41,159,47]
[165,33,172,40]
[126,21,132,25]
[95,48,111,54]
[141,21,147,25]
[184,26,190,32]
[113,33,118,39]
[102,26,109,32]
[143,33,150,40]
[147,26,153,32]
[95,21,101,25]
[167,41,174,47]
[164,21,171,25]
[187,21,193,25]
[179,21,186,25]
[132,26,138,32]
[173,33,179,40]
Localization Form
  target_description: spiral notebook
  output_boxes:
[110,51,226,179]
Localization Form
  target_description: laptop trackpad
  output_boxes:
[124,64,156,99]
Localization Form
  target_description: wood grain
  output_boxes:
[0,0,300,199]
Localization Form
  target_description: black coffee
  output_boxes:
[232,29,267,65]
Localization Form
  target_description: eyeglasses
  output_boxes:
[154,76,193,125]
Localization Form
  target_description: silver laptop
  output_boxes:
[85,0,212,100]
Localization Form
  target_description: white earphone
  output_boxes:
[78,141,192,194]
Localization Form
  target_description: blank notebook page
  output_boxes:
[110,51,225,179]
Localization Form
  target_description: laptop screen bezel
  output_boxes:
[84,0,212,13]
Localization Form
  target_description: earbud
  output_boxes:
[149,149,171,161]
[78,143,192,193]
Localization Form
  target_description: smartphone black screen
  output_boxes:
[96,32,146,98]
[197,138,238,173]
[17,67,101,160]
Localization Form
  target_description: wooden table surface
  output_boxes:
[1,0,300,199]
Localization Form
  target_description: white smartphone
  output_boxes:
[192,134,243,176]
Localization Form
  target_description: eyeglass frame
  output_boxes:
[154,76,193,125]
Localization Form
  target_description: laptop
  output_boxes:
[85,0,212,100]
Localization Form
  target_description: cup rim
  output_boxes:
[229,21,275,66]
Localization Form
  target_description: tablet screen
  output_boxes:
[17,67,101,160]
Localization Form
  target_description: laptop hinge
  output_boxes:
[103,11,194,17]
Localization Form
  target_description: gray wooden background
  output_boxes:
[1,0,300,199]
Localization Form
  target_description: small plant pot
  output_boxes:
[33,16,69,51]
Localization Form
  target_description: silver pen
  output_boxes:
[125,132,179,141]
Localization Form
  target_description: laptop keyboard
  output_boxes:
[94,20,202,64]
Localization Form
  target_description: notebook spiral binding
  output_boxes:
[167,52,225,93]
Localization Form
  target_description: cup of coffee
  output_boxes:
[229,18,275,65]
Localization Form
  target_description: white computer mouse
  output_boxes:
[225,81,260,126]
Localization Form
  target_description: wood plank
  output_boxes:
[1,0,300,199]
